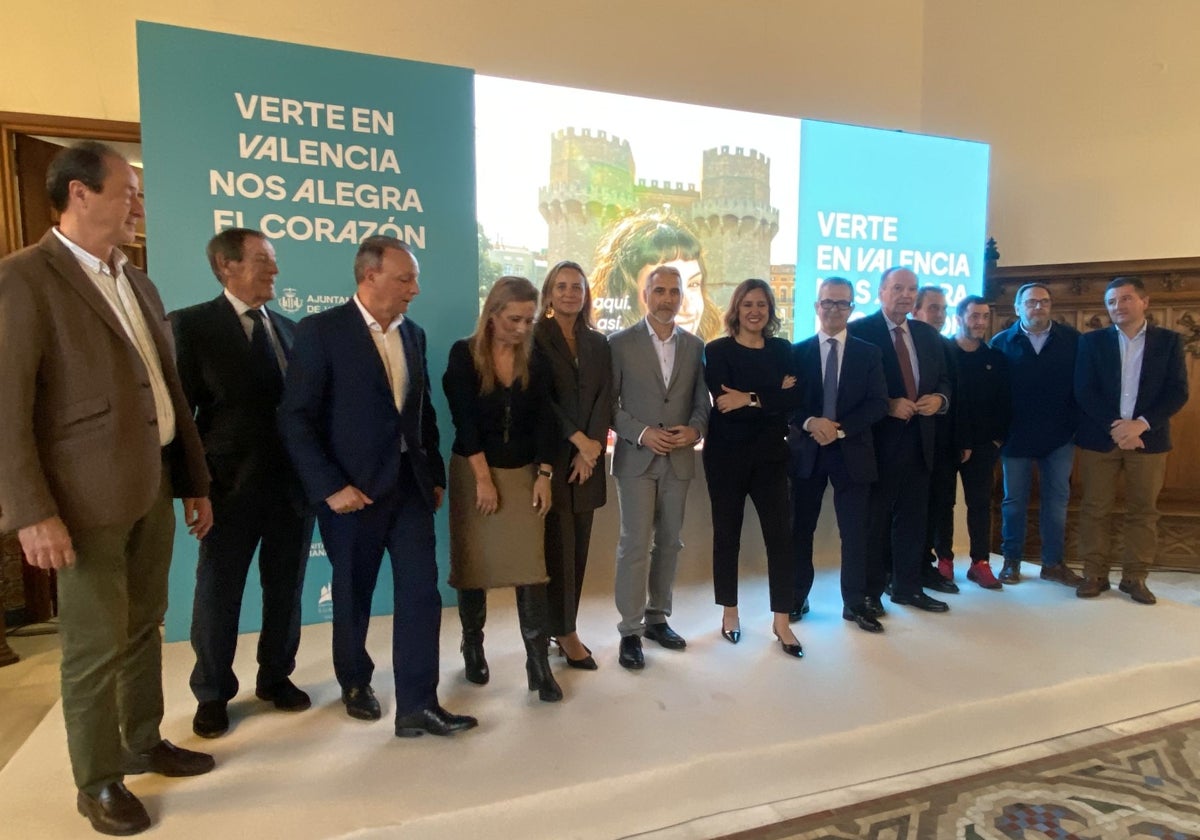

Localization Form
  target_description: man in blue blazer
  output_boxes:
[848,268,952,613]
[789,277,888,632]
[278,236,475,737]
[1074,276,1188,604]
[171,229,314,739]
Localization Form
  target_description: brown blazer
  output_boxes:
[0,230,209,533]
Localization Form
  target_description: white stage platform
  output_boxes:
[3,561,1200,839]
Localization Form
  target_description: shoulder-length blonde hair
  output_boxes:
[723,278,781,338]
[469,275,540,394]
[539,260,595,329]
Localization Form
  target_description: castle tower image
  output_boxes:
[691,147,780,309]
[538,128,637,274]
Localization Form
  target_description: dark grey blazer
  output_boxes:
[533,317,613,513]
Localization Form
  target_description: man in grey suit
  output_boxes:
[609,265,710,669]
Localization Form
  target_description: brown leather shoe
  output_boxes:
[77,782,151,835]
[1076,577,1111,599]
[998,560,1022,584]
[1119,578,1157,605]
[125,739,215,777]
[1041,563,1084,587]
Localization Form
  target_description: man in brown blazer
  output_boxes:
[0,142,215,836]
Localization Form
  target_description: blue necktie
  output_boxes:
[246,309,283,394]
[823,338,839,421]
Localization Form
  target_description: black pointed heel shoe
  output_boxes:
[772,630,804,658]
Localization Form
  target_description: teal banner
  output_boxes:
[136,22,478,642]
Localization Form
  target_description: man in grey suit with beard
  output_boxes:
[609,265,710,670]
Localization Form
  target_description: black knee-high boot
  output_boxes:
[458,588,489,685]
[515,585,562,703]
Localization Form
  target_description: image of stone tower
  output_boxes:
[691,147,780,309]
[538,128,637,274]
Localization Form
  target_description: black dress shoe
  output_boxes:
[863,596,887,618]
[192,700,229,738]
[126,739,215,777]
[618,634,644,670]
[394,704,478,737]
[342,685,382,721]
[77,782,151,836]
[643,622,687,650]
[890,591,950,613]
[256,678,311,711]
[922,573,960,594]
[787,598,811,622]
[842,604,885,633]
[772,630,804,658]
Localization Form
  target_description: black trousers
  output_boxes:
[543,508,595,637]
[791,443,872,608]
[924,450,958,564]
[866,426,930,600]
[702,439,794,614]
[959,443,999,560]
[190,490,313,703]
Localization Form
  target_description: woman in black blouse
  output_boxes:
[532,261,613,671]
[703,278,803,657]
[443,276,562,702]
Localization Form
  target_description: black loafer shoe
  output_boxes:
[618,634,644,670]
[77,782,151,836]
[256,678,311,711]
[787,598,811,622]
[192,700,229,738]
[922,574,960,594]
[643,622,687,650]
[890,591,950,613]
[863,596,887,618]
[126,739,215,777]
[394,704,478,737]
[842,604,885,633]
[342,685,382,721]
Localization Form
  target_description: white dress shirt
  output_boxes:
[223,288,287,373]
[1117,322,1148,422]
[353,294,407,414]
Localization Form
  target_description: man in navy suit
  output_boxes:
[1074,276,1188,604]
[172,229,315,739]
[278,235,475,737]
[789,277,888,632]
[848,268,953,613]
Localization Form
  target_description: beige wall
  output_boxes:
[3,0,1195,266]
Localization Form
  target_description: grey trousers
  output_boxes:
[614,456,690,637]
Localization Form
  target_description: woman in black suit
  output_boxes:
[532,261,613,670]
[703,278,803,657]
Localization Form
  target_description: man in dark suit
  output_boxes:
[278,235,475,737]
[0,142,214,835]
[789,277,888,632]
[848,267,953,613]
[1074,276,1188,604]
[171,229,315,739]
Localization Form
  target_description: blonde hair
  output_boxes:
[469,276,539,394]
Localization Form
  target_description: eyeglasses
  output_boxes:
[1022,298,1051,309]
[818,300,853,311]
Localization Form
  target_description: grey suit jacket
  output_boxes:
[0,230,209,532]
[609,319,710,480]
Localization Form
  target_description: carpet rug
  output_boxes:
[720,717,1200,840]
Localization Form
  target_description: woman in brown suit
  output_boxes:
[443,276,563,702]
[532,261,613,670]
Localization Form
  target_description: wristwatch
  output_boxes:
[748,392,761,408]
[537,468,553,479]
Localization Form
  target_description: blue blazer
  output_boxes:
[1074,324,1188,454]
[278,301,446,512]
[788,333,888,484]
[847,311,951,471]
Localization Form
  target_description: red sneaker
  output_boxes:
[967,560,1002,590]
[937,556,954,581]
